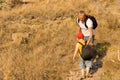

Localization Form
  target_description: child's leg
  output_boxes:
[81,69,85,76]
[79,56,85,78]
[85,60,93,77]
[86,67,90,75]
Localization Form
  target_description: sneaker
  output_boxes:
[80,75,85,80]
[86,73,93,78]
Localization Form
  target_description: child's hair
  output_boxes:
[77,32,84,39]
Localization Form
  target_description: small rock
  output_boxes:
[12,32,29,44]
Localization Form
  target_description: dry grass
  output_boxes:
[0,0,120,80]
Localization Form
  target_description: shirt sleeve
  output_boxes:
[86,18,93,28]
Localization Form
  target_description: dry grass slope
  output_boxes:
[0,0,120,80]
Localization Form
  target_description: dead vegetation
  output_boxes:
[0,0,120,80]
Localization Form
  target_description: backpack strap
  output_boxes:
[77,18,80,24]
[78,42,84,46]
[84,16,89,29]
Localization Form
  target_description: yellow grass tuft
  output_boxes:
[0,0,119,80]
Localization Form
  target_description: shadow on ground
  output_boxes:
[20,1,35,4]
[91,42,111,74]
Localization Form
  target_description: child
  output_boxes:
[73,32,92,80]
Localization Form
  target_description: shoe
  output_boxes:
[86,73,93,78]
[80,75,85,80]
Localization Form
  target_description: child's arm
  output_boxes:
[73,43,79,62]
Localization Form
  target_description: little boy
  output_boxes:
[73,32,92,80]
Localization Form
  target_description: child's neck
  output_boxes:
[78,39,83,41]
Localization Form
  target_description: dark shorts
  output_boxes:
[84,35,95,44]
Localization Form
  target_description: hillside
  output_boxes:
[0,0,120,80]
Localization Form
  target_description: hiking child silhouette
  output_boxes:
[73,32,94,79]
